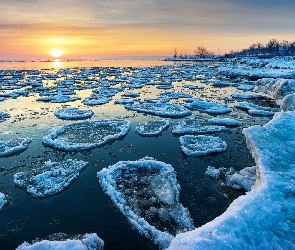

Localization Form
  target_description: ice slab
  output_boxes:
[235,101,279,116]
[97,157,194,248]
[0,111,10,122]
[281,93,295,111]
[16,233,104,250]
[42,119,130,151]
[232,92,264,99]
[114,98,134,105]
[179,135,227,156]
[157,91,192,100]
[135,119,169,137]
[82,94,111,106]
[0,192,6,210]
[14,159,87,198]
[168,111,295,250]
[208,118,240,126]
[125,102,192,118]
[0,138,32,157]
[184,100,231,114]
[54,108,94,120]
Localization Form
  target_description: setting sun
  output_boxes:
[50,49,63,58]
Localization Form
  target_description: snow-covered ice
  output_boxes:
[232,92,263,99]
[235,101,279,116]
[54,108,94,120]
[97,157,194,249]
[184,100,231,114]
[14,159,88,198]
[179,135,227,156]
[42,119,130,151]
[125,102,192,118]
[0,138,32,157]
[0,192,6,210]
[114,98,135,105]
[168,111,295,250]
[281,93,295,111]
[157,91,192,100]
[0,111,10,122]
[208,118,240,126]
[135,119,169,137]
[16,233,104,250]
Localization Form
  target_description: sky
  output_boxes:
[1,0,295,60]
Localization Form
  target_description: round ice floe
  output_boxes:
[16,233,104,250]
[208,118,240,126]
[179,135,227,156]
[0,111,10,122]
[42,119,130,151]
[14,159,88,198]
[125,102,192,118]
[0,138,32,157]
[82,94,111,106]
[184,100,231,114]
[135,119,170,137]
[97,157,194,248]
[114,98,134,105]
[54,108,94,120]
[0,192,7,210]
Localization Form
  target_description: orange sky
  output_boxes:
[1,0,295,60]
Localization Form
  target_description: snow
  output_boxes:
[54,108,94,120]
[0,192,6,210]
[97,157,194,249]
[235,101,279,116]
[172,118,227,135]
[135,119,170,137]
[125,102,192,118]
[14,159,88,198]
[42,119,130,151]
[184,100,231,114]
[179,135,227,156]
[0,138,32,157]
[281,93,295,111]
[208,118,240,126]
[16,233,104,250]
[168,111,295,250]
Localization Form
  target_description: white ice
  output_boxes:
[0,138,32,157]
[14,159,88,198]
[184,100,231,114]
[281,93,295,111]
[54,108,94,120]
[208,118,240,126]
[235,101,279,116]
[232,92,263,99]
[0,192,6,210]
[135,119,169,137]
[0,111,10,122]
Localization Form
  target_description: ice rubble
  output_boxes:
[208,118,240,126]
[125,102,192,118]
[135,119,170,137]
[14,159,87,198]
[184,100,231,114]
[0,111,10,122]
[97,157,194,249]
[54,108,94,120]
[42,119,130,151]
[235,101,279,116]
[179,135,227,156]
[168,111,295,250]
[172,118,227,135]
[0,138,32,157]
[0,192,6,210]
[16,233,104,250]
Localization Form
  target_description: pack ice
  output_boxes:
[42,119,130,151]
[0,138,32,157]
[135,119,169,137]
[97,157,194,249]
[14,159,87,198]
[168,111,295,249]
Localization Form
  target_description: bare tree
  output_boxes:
[194,46,210,58]
[173,47,178,59]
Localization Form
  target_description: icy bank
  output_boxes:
[168,111,295,250]
[0,138,32,157]
[14,159,88,198]
[97,157,194,249]
[42,119,130,151]
[16,233,104,250]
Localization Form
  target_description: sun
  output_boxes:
[50,49,63,58]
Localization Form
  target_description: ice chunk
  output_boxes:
[97,157,194,248]
[179,135,227,156]
[232,92,263,99]
[157,91,192,100]
[0,192,6,210]
[184,100,231,114]
[208,118,240,126]
[54,108,94,120]
[0,111,10,122]
[122,92,139,98]
[236,84,254,91]
[135,119,169,137]
[42,119,130,151]
[82,94,111,106]
[0,138,32,157]
[281,93,295,111]
[114,98,134,105]
[14,159,87,198]
[125,102,192,118]
[16,233,104,250]
[235,101,279,116]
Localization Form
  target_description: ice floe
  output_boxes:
[157,91,192,100]
[179,135,227,156]
[235,101,279,116]
[42,119,130,151]
[14,159,88,198]
[125,102,192,118]
[281,93,295,111]
[54,108,94,120]
[0,111,10,122]
[135,119,169,137]
[208,118,240,126]
[0,138,32,157]
[231,92,264,99]
[184,100,231,114]
[82,94,111,106]
[16,233,104,250]
[97,157,194,248]
[114,98,135,105]
[0,192,6,210]
[168,111,295,250]
[172,118,227,135]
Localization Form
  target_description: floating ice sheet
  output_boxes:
[42,119,130,151]
[235,101,279,116]
[16,233,104,250]
[0,138,32,157]
[184,100,231,114]
[179,135,227,156]
[125,102,192,118]
[0,111,10,122]
[82,94,111,106]
[97,157,194,249]
[135,119,170,137]
[14,159,88,198]
[208,118,240,126]
[54,108,94,120]
[157,92,192,100]
[0,192,6,210]
[232,92,264,99]
[114,98,134,105]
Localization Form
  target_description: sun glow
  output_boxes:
[50,49,63,58]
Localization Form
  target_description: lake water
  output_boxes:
[0,60,274,249]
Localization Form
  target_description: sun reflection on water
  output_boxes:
[53,59,62,68]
